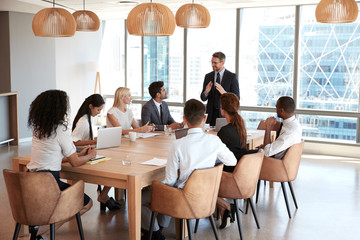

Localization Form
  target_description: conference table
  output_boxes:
[12,129,271,240]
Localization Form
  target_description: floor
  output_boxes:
[1,142,360,240]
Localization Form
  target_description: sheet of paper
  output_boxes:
[141,158,167,166]
[136,133,163,138]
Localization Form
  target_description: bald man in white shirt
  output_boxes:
[260,96,302,159]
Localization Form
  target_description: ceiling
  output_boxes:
[1,0,319,19]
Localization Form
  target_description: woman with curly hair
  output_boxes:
[72,94,121,211]
[27,90,95,239]
[217,92,248,229]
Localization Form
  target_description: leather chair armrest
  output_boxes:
[50,180,84,223]
[150,181,188,218]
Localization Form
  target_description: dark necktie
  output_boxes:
[214,72,221,109]
[160,104,163,124]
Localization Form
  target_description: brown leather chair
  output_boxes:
[3,169,85,240]
[255,141,304,218]
[148,164,223,240]
[217,152,264,240]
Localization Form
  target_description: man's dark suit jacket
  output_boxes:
[141,99,175,131]
[200,69,240,126]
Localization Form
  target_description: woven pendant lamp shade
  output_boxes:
[175,3,210,28]
[127,2,176,36]
[32,8,76,37]
[316,0,358,23]
[73,10,100,31]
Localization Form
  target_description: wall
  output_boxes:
[8,12,56,139]
[2,12,103,140]
[55,25,103,122]
[0,12,11,92]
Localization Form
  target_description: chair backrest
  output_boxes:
[282,141,304,181]
[218,152,264,199]
[150,164,223,219]
[3,169,83,226]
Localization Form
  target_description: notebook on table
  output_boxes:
[215,118,228,132]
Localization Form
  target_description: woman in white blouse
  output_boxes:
[27,90,96,239]
[107,87,154,134]
[72,94,121,211]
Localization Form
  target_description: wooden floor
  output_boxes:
[1,142,360,240]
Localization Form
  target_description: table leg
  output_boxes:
[128,175,141,240]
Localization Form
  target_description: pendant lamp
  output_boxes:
[32,0,76,37]
[316,0,358,23]
[72,0,100,31]
[127,0,175,36]
[175,0,210,28]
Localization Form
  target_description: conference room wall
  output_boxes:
[7,11,56,140]
[1,11,104,141]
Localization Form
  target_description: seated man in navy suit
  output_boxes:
[141,81,184,131]
[200,52,240,126]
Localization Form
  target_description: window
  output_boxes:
[127,33,142,97]
[187,10,236,101]
[299,5,360,112]
[238,7,295,107]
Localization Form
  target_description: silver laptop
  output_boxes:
[96,127,122,149]
[215,118,228,132]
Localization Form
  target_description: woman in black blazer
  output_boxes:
[217,93,247,229]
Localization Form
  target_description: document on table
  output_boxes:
[136,133,163,138]
[86,155,111,164]
[141,158,167,166]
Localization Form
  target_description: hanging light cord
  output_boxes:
[41,0,77,11]
[83,0,85,10]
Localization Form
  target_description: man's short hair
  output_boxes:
[148,81,164,99]
[277,96,295,114]
[212,52,226,62]
[184,99,205,126]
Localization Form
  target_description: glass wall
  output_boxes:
[238,7,295,107]
[101,6,360,144]
[187,10,236,101]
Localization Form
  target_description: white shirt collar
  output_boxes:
[283,115,295,125]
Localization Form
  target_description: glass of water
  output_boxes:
[122,154,131,165]
[164,126,172,136]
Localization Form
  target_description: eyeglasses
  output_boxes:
[210,61,221,65]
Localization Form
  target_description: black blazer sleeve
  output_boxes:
[200,72,213,101]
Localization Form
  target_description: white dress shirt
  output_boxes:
[152,99,162,117]
[165,128,237,189]
[263,115,302,159]
[28,124,76,171]
[71,115,96,142]
[106,107,134,130]
[214,68,225,84]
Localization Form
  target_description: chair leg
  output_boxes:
[234,199,243,240]
[208,215,219,240]
[281,182,292,218]
[194,219,199,233]
[248,198,260,229]
[76,212,85,240]
[186,219,193,240]
[245,199,250,214]
[50,224,55,240]
[179,219,183,240]
[29,226,39,240]
[13,223,21,240]
[149,211,158,240]
[255,180,261,204]
[288,182,298,209]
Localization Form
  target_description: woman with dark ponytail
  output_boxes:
[72,94,105,146]
[72,94,121,211]
[217,92,248,229]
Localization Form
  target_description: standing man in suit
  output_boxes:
[200,52,240,126]
[141,81,184,131]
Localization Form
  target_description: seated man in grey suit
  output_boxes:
[141,81,184,131]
